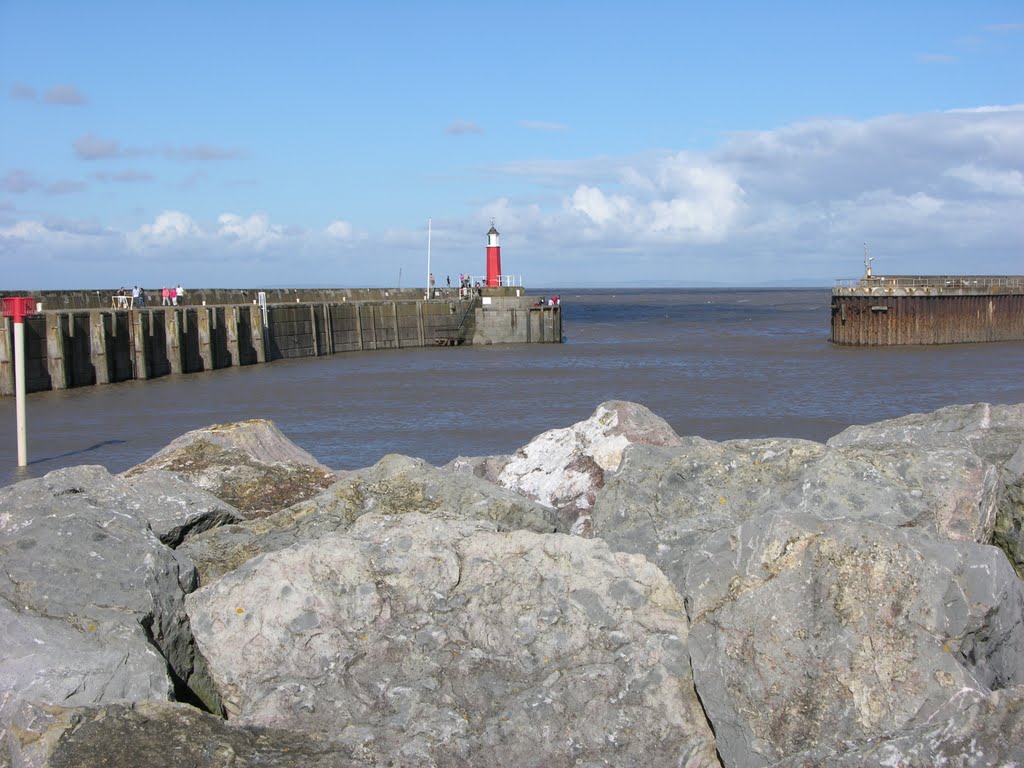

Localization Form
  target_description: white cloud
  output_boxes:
[570,185,633,227]
[326,220,354,238]
[130,211,201,248]
[217,213,283,248]
[945,164,1024,195]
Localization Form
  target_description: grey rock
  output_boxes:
[444,454,511,485]
[995,442,1024,578]
[0,466,198,729]
[773,686,1024,767]
[682,511,1024,767]
[181,453,561,584]
[89,467,239,547]
[186,512,720,767]
[827,401,1024,465]
[824,402,1024,542]
[592,437,827,588]
[1,699,360,768]
[122,419,338,516]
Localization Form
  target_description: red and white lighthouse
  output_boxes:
[485,222,502,287]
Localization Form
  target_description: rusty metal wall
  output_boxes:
[831,294,1024,345]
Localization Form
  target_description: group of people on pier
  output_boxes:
[113,284,185,309]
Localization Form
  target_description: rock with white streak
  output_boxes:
[186,512,720,767]
[493,400,683,533]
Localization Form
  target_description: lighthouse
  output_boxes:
[485,222,502,287]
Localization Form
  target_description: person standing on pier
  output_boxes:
[161,287,170,306]
[174,284,184,306]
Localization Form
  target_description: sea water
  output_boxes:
[3,288,1024,487]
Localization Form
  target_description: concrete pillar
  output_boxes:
[368,304,377,350]
[416,301,425,347]
[89,311,110,385]
[46,312,69,390]
[132,311,149,380]
[310,305,320,357]
[322,303,334,355]
[0,318,13,396]
[164,308,183,374]
[355,304,364,351]
[249,304,266,363]
[225,306,240,366]
[392,301,400,349]
[197,307,213,371]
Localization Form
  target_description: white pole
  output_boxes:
[14,320,27,467]
[426,217,432,299]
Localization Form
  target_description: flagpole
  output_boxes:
[426,217,432,299]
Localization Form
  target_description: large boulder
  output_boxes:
[96,467,239,546]
[0,467,199,732]
[122,419,337,516]
[186,512,720,767]
[682,511,1024,767]
[484,401,683,534]
[590,403,1024,588]
[824,402,1024,543]
[181,453,561,584]
[591,437,827,587]
[827,402,1024,467]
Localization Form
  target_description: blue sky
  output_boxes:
[1,1,1022,289]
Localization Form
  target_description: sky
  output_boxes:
[1,1,1022,290]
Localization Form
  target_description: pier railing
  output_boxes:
[834,275,1024,291]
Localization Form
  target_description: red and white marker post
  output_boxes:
[3,297,36,466]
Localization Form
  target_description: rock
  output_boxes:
[0,467,199,731]
[682,511,1024,767]
[493,401,683,534]
[827,402,1024,466]
[995,443,1024,578]
[91,467,239,547]
[186,512,720,767]
[181,453,561,584]
[591,403,1024,587]
[824,402,1024,543]
[592,437,827,588]
[1,699,360,768]
[773,686,1024,767]
[122,419,337,516]
[444,454,510,485]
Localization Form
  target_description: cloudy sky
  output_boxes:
[1,1,1021,289]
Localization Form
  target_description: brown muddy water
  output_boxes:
[3,288,1024,487]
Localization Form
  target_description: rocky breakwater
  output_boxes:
[2,402,1023,767]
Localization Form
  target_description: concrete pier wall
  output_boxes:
[831,276,1024,346]
[0,292,561,395]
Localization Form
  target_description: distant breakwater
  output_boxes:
[0,287,562,395]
